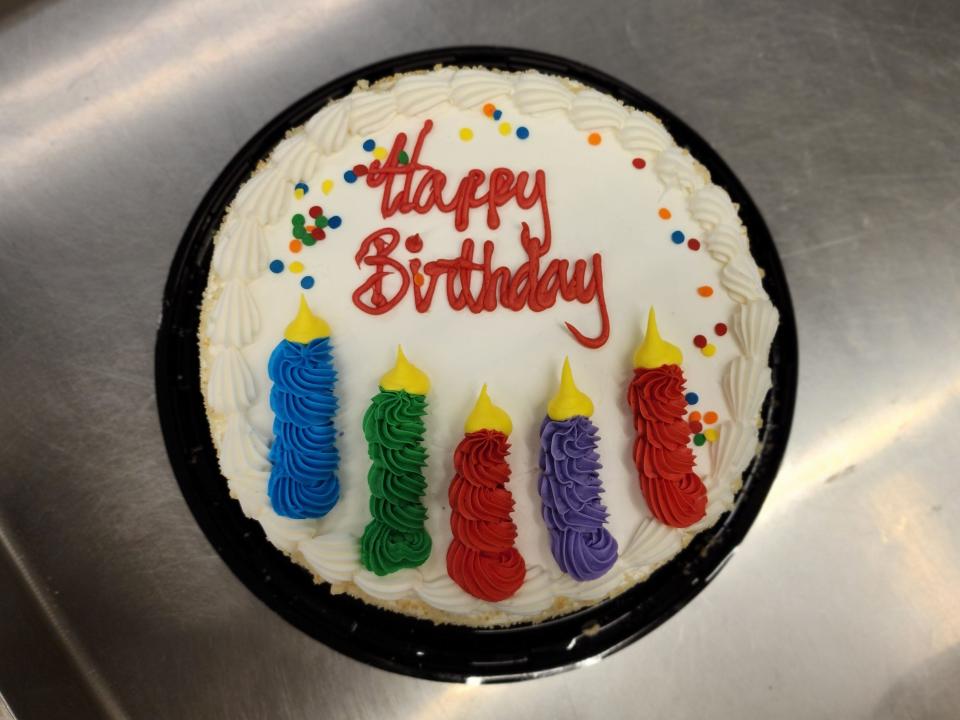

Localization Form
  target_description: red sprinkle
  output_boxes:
[693,334,707,348]
[352,164,368,177]
[689,421,703,434]
[308,205,322,218]
[715,322,728,336]
[632,158,646,169]
[688,238,701,251]
[311,227,326,240]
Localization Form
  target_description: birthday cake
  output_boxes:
[199,66,779,626]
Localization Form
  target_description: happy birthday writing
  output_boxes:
[352,120,610,349]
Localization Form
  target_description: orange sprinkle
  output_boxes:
[658,207,672,220]
[697,285,714,297]
[482,103,495,117]
[704,411,718,424]
[305,225,315,232]
[289,239,302,253]
[689,411,702,423]
[587,132,602,145]
[413,272,424,287]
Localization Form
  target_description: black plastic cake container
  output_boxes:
[156,46,798,683]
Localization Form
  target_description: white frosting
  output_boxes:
[232,166,289,224]
[733,299,779,358]
[272,133,322,182]
[394,68,456,114]
[705,222,747,263]
[449,68,514,108]
[200,67,778,623]
[207,347,255,413]
[617,111,673,155]
[206,281,259,347]
[348,91,398,136]
[513,73,574,114]
[305,102,350,154]
[570,88,628,130]
[723,357,773,423]
[212,216,267,281]
[655,146,704,193]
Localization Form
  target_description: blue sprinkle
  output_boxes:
[685,392,699,405]
[269,259,284,274]
[327,215,342,229]
[671,230,685,244]
[493,109,502,120]
[516,126,529,139]
[343,170,357,183]
[300,275,315,290]
[362,139,375,152]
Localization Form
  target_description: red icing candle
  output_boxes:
[447,430,525,602]
[627,364,707,528]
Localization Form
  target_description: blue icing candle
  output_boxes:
[266,298,340,519]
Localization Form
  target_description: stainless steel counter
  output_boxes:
[2,1,959,718]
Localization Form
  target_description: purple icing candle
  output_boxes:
[538,415,618,581]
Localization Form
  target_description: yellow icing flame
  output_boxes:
[547,357,594,420]
[465,384,513,435]
[632,307,683,369]
[284,294,331,343]
[379,346,430,395]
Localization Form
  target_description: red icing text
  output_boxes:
[351,120,610,349]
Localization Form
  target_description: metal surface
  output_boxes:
[1,0,958,718]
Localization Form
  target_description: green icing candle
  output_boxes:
[359,347,432,575]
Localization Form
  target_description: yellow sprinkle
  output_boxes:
[498,122,511,136]
[284,295,330,342]
[373,146,388,160]
[321,179,333,195]
[289,261,304,273]
[294,188,305,199]
[704,428,719,443]
[459,127,474,141]
[702,343,717,357]
[465,385,512,435]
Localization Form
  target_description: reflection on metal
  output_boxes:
[0,1,352,162]
[765,378,960,513]
[2,0,959,717]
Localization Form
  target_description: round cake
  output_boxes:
[199,66,779,627]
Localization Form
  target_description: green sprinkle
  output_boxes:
[292,213,305,226]
[315,215,328,229]
[398,150,410,165]
[694,433,706,446]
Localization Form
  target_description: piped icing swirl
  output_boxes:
[360,350,432,576]
[267,337,340,518]
[447,429,525,602]
[627,364,706,528]
[359,390,431,575]
[538,415,618,580]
